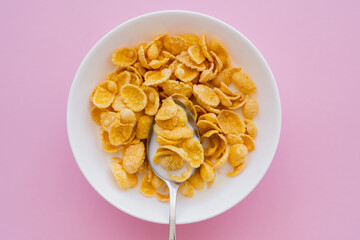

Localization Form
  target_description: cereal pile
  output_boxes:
[90,33,258,201]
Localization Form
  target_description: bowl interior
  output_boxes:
[67,10,281,224]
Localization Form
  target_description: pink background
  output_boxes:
[1,0,359,239]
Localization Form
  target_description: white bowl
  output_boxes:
[67,10,281,224]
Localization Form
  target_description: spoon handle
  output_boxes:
[168,182,180,240]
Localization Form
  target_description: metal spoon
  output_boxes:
[147,99,200,240]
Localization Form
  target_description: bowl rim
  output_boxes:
[67,10,281,224]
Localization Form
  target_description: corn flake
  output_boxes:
[228,144,248,167]
[151,174,165,189]
[163,50,176,60]
[122,142,145,174]
[162,80,192,98]
[171,94,197,119]
[214,88,232,107]
[143,68,172,86]
[194,105,206,120]
[226,133,244,146]
[208,38,231,69]
[232,72,256,94]
[203,134,218,157]
[120,84,147,112]
[109,122,134,146]
[175,105,187,127]
[201,104,220,114]
[188,45,205,64]
[197,120,221,135]
[174,63,199,82]
[156,136,181,146]
[163,35,188,55]
[138,45,151,69]
[91,106,107,125]
[227,161,246,177]
[100,130,123,153]
[241,134,255,152]
[182,138,204,168]
[136,115,153,139]
[199,63,214,83]
[226,95,248,110]
[112,94,127,111]
[188,169,205,190]
[138,158,148,174]
[193,84,220,107]
[179,180,195,197]
[92,81,117,108]
[156,115,178,130]
[149,57,170,69]
[245,119,257,139]
[168,166,192,182]
[211,133,227,159]
[153,149,173,164]
[213,146,229,169]
[110,161,138,190]
[212,68,236,87]
[100,111,119,132]
[133,62,147,77]
[159,152,184,171]
[119,108,136,124]
[111,47,137,67]
[200,162,215,182]
[217,110,245,135]
[157,145,191,162]
[210,51,223,73]
[142,86,160,116]
[176,51,206,71]
[112,71,131,89]
[140,172,156,197]
[179,33,200,46]
[242,98,258,120]
[155,97,178,121]
[147,41,162,60]
[155,192,170,202]
[219,82,242,99]
[200,34,213,62]
[129,72,142,86]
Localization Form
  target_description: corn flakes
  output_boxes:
[90,32,259,201]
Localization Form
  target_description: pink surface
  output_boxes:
[1,0,359,239]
